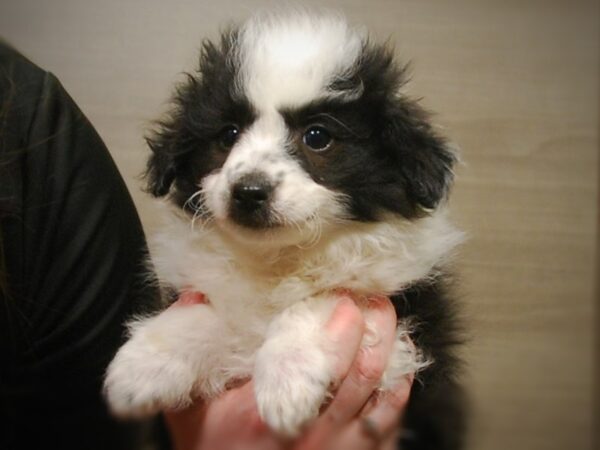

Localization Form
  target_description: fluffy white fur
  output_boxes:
[105,206,462,433]
[104,11,463,436]
[235,11,365,110]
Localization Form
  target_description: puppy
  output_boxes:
[104,11,466,449]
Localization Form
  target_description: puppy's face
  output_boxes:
[146,14,455,246]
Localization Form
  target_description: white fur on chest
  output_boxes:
[104,206,461,433]
[150,206,462,346]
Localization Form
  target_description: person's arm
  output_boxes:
[0,43,163,450]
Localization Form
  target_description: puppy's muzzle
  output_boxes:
[229,172,275,228]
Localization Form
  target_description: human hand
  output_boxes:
[164,293,413,450]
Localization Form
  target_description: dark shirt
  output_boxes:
[0,43,164,450]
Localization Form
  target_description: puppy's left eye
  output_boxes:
[303,126,332,151]
[219,125,240,149]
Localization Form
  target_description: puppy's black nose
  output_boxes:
[232,173,273,212]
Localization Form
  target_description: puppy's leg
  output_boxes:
[104,304,225,417]
[253,296,337,437]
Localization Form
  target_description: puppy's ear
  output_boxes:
[382,99,456,210]
[144,124,180,197]
[143,34,237,198]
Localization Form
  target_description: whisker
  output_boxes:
[185,190,213,232]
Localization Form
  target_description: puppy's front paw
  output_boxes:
[103,335,197,417]
[254,345,332,436]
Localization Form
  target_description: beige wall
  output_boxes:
[0,1,597,449]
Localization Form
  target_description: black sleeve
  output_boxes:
[0,44,165,450]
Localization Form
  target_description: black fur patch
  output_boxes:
[393,276,467,450]
[145,29,255,211]
[282,42,456,220]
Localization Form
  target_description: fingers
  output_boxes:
[324,297,366,383]
[311,376,413,450]
[297,296,398,449]
[323,296,398,424]
[362,374,413,438]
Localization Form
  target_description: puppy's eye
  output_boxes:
[303,126,332,151]
[219,125,240,149]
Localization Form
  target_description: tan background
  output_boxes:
[0,1,597,449]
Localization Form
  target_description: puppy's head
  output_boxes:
[146,12,456,246]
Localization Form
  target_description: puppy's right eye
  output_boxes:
[219,125,240,149]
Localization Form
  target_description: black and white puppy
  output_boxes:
[105,11,466,449]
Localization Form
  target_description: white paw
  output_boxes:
[103,335,197,417]
[254,345,332,436]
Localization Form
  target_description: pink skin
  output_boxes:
[164,292,413,450]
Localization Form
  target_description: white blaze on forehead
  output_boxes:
[224,113,289,173]
[235,12,365,111]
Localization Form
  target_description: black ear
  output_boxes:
[383,99,456,210]
[144,124,179,197]
[143,33,239,199]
